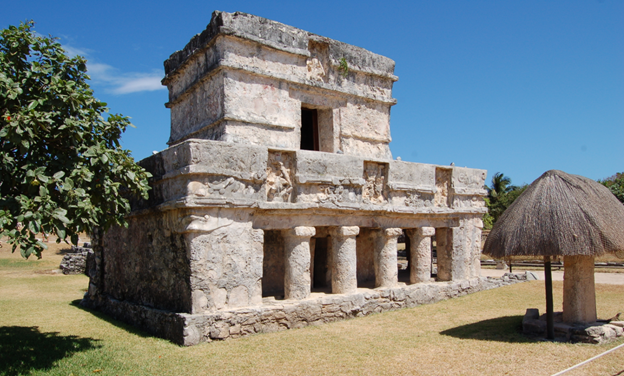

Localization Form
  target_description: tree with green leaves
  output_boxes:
[483,172,526,229]
[486,172,512,199]
[599,173,624,204]
[0,21,151,259]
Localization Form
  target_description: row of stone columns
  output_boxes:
[281,225,438,300]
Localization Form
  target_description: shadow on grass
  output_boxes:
[441,315,536,343]
[0,326,100,376]
[70,299,154,339]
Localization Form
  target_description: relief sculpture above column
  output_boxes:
[267,152,295,203]
[318,185,358,205]
[362,162,387,204]
[188,178,255,199]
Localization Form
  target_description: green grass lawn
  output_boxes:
[1,245,624,376]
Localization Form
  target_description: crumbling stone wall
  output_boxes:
[59,245,93,275]
[100,212,192,313]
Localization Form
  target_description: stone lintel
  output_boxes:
[453,187,488,196]
[387,183,436,193]
[165,61,398,113]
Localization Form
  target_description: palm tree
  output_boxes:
[485,173,526,228]
[486,172,512,199]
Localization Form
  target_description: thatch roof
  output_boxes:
[483,170,624,259]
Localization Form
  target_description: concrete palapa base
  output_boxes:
[82,276,524,346]
[523,308,624,344]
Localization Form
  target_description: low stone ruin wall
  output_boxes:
[60,244,93,275]
[82,274,529,346]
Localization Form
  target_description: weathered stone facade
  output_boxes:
[82,11,489,345]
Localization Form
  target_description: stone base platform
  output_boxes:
[523,309,624,344]
[82,276,523,346]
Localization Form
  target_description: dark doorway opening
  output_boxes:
[262,230,285,298]
[398,229,411,284]
[300,108,319,151]
[312,237,330,291]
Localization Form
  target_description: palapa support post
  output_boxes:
[544,255,554,340]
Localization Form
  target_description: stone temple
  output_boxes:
[83,11,492,345]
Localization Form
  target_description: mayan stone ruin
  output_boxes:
[82,11,495,345]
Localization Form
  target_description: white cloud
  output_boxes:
[112,76,164,94]
[62,45,165,95]
[85,62,113,76]
[62,44,90,58]
[86,62,166,95]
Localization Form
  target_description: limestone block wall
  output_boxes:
[97,211,192,313]
[169,71,225,144]
[221,69,299,146]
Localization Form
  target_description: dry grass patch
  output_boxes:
[1,246,624,375]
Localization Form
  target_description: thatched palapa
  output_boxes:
[484,170,624,259]
[483,170,624,338]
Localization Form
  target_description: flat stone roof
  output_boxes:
[163,11,397,83]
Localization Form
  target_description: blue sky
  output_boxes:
[4,0,623,186]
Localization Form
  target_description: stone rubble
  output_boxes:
[59,244,94,275]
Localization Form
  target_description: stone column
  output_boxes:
[471,218,484,278]
[449,218,471,281]
[283,226,316,300]
[436,228,452,281]
[563,255,597,323]
[330,226,360,294]
[374,228,402,288]
[406,227,435,284]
